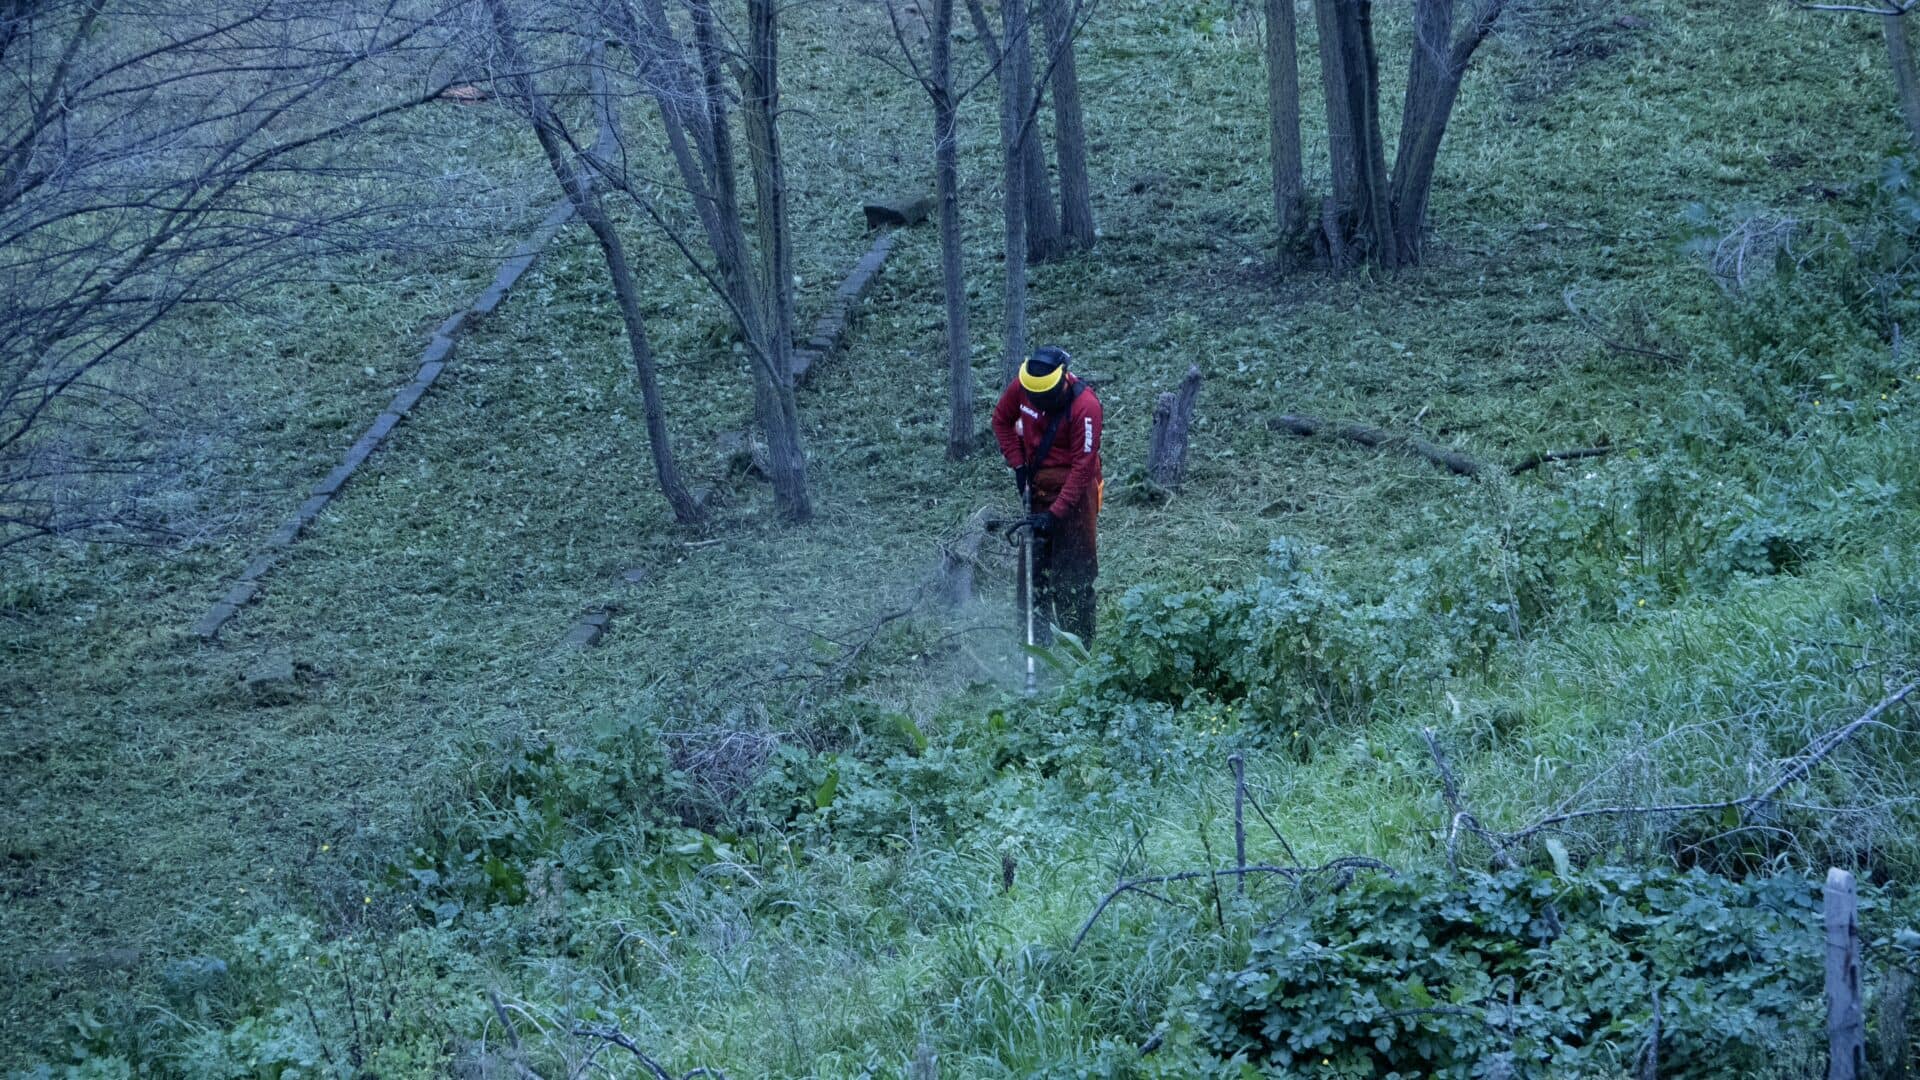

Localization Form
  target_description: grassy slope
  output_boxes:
[3,0,1918,1071]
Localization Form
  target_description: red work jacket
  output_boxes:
[991,374,1104,519]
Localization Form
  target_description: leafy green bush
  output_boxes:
[1194,866,1826,1078]
[390,711,675,922]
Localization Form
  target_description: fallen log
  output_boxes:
[1271,414,1485,477]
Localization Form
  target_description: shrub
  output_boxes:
[1194,866,1827,1078]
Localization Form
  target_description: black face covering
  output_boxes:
[1031,380,1071,413]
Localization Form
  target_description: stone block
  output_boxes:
[341,438,375,471]
[295,494,329,520]
[494,253,537,290]
[563,620,605,649]
[837,270,873,299]
[237,553,277,582]
[242,651,298,703]
[366,412,401,440]
[264,519,304,548]
[790,349,816,381]
[436,311,468,340]
[388,381,428,416]
[419,335,455,367]
[312,463,356,497]
[415,359,446,384]
[192,604,237,639]
[222,581,260,608]
[470,283,508,315]
[621,567,648,586]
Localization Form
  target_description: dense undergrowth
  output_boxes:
[8,0,1920,1075]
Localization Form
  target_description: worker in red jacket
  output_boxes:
[991,346,1104,642]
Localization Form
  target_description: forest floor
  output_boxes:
[5,0,1920,1074]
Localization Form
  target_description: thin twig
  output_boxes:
[569,1025,677,1080]
[1071,858,1395,950]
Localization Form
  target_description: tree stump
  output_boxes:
[1146,365,1204,490]
[940,507,994,607]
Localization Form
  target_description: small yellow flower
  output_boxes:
[1813,399,1821,406]
[320,844,331,853]
[1637,599,1646,607]
[363,895,372,904]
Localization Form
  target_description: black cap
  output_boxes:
[1029,345,1071,375]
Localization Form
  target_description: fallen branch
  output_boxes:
[571,1024,730,1080]
[1422,728,1516,872]
[1071,857,1395,950]
[1509,445,1617,474]
[1502,678,1920,847]
[1273,412,1623,480]
[1563,288,1688,365]
[1271,414,1485,477]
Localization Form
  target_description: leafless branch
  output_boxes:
[1501,678,1920,846]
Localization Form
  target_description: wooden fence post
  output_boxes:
[1827,866,1865,1080]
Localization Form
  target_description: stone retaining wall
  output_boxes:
[190,197,578,640]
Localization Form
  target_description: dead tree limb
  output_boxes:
[1509,446,1616,474]
[1422,727,1516,871]
[1272,413,1484,477]
[939,506,995,606]
[1500,679,1920,847]
[572,1024,728,1080]
[1070,857,1394,950]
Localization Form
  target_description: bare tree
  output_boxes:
[1279,0,1506,269]
[1,0,469,551]
[481,0,702,524]
[997,0,1033,381]
[879,0,976,459]
[582,0,813,520]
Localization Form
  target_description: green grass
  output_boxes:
[4,0,1920,1073]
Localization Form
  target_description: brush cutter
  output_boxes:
[985,498,1042,697]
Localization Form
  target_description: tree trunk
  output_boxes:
[1042,0,1095,250]
[483,0,701,525]
[693,0,810,521]
[931,0,973,460]
[968,0,1060,262]
[999,0,1030,383]
[1265,0,1307,255]
[739,0,811,521]
[1314,0,1397,267]
[1388,0,1502,263]
[1886,11,1920,147]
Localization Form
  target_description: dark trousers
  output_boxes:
[1024,468,1098,642]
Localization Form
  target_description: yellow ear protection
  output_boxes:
[1019,361,1065,394]
[1019,346,1073,393]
